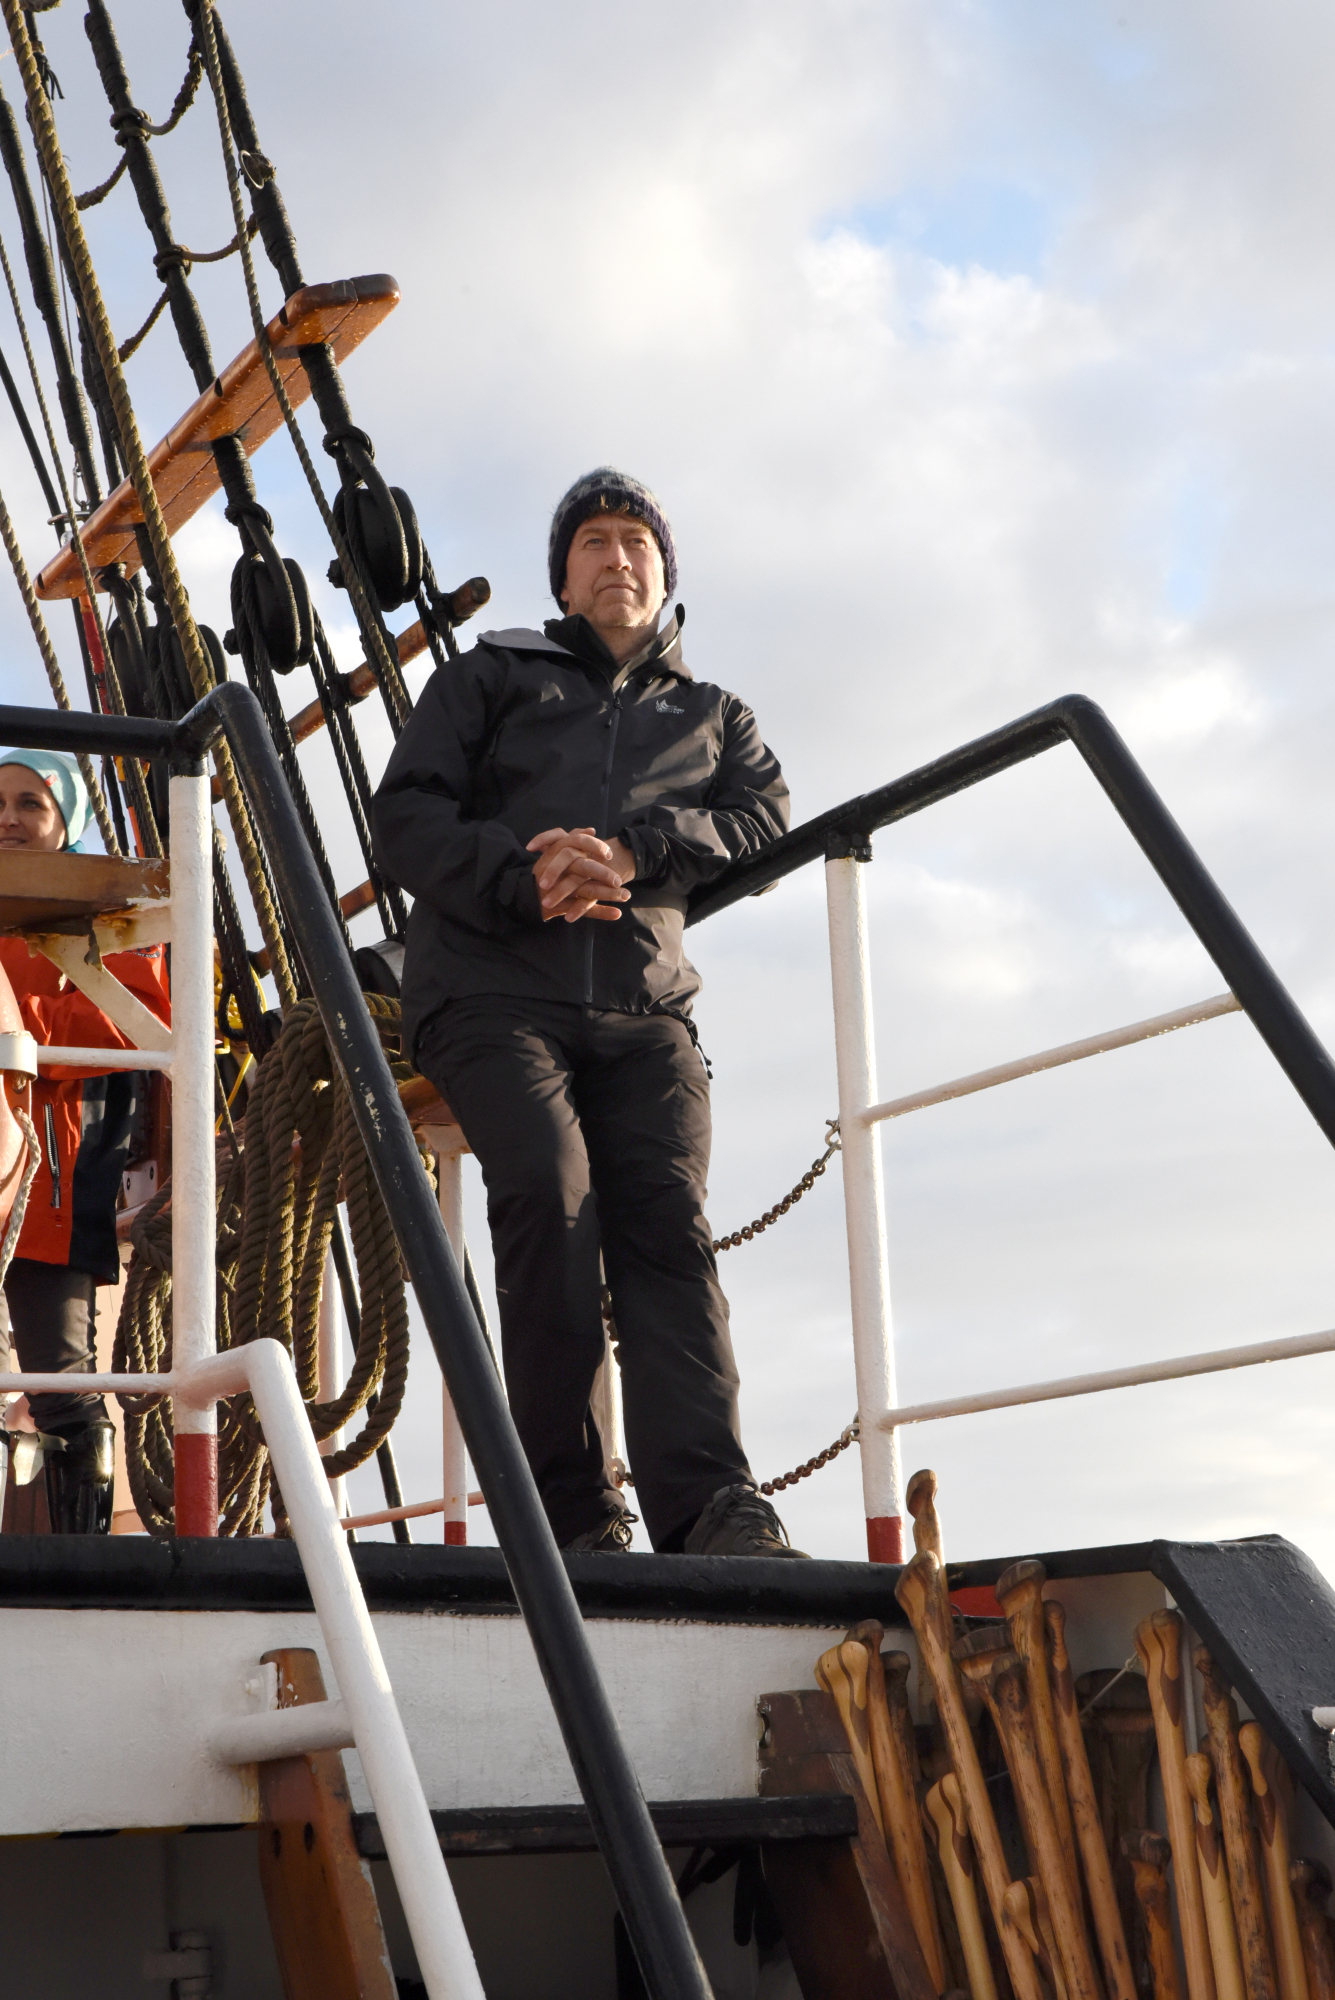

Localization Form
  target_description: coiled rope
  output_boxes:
[113,995,428,1536]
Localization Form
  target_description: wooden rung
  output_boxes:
[36,276,400,601]
[287,620,430,747]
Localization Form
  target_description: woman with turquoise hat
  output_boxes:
[0,749,171,1533]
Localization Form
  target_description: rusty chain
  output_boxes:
[759,1419,860,1496]
[712,1119,840,1253]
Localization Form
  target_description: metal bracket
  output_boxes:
[29,933,173,1057]
[825,828,873,863]
[0,1030,37,1083]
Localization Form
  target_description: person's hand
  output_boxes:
[527,827,636,923]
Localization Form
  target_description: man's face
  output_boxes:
[0,764,66,850]
[561,510,666,633]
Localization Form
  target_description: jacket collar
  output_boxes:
[480,605,690,689]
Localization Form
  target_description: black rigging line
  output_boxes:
[0,82,103,511]
[0,339,58,519]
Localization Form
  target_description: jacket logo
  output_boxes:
[656,698,684,715]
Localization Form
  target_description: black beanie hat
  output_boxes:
[547,467,678,604]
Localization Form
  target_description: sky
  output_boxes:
[3,1,1335,1571]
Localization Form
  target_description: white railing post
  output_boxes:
[169,762,217,1536]
[318,1246,347,1518]
[434,1141,469,1547]
[825,840,904,1563]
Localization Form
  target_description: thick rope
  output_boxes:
[0,476,119,853]
[0,1105,40,1288]
[1,0,297,1003]
[113,996,427,1536]
[194,0,411,729]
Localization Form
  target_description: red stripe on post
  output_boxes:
[174,1433,218,1537]
[443,1519,467,1546]
[866,1514,904,1564]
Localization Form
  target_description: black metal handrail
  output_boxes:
[0,690,712,2000]
[688,692,1335,1150]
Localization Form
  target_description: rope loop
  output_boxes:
[113,996,424,1537]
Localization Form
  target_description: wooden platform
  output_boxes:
[0,851,169,934]
[36,275,400,599]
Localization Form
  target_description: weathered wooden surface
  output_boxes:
[36,277,399,598]
[0,852,168,933]
[759,1687,938,2000]
[256,1647,397,2000]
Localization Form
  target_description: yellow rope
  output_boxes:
[0,0,298,1006]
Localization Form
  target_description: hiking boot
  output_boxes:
[684,1483,809,1559]
[43,1419,115,1535]
[563,1511,637,1553]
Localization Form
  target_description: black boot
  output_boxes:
[43,1420,115,1535]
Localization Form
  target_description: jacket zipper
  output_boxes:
[584,692,623,1004]
[45,1101,60,1209]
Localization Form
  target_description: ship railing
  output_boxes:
[0,687,712,2000]
[684,691,1335,1562]
[0,1343,479,1996]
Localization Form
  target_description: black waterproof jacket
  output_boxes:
[372,609,790,1056]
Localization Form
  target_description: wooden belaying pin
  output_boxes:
[924,1774,999,2000]
[1136,1611,1218,2000]
[816,1638,885,1835]
[1239,1724,1309,2000]
[1045,1599,1137,2000]
[1288,1860,1335,2000]
[847,1619,949,1992]
[896,1553,1047,2000]
[1126,1831,1187,2000]
[1185,1750,1247,2000]
[1196,1649,1278,2000]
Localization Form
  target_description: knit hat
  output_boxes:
[547,467,678,604]
[0,747,89,850]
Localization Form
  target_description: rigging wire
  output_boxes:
[0,229,159,856]
[76,37,205,211]
[194,0,412,732]
[1,0,298,1001]
[0,338,59,517]
[0,469,120,854]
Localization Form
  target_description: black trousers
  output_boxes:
[0,1258,108,1431]
[417,998,753,1549]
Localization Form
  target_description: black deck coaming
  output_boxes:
[2,1532,1332,1825]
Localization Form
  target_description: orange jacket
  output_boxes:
[0,936,171,1280]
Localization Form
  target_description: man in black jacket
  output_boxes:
[373,468,805,1557]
